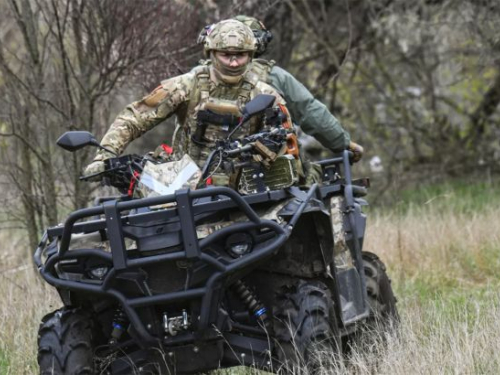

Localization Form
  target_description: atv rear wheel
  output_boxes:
[344,251,399,355]
[38,307,98,375]
[363,251,399,327]
[273,280,340,373]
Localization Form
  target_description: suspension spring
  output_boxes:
[233,280,269,327]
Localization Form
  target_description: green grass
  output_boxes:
[0,350,9,374]
[389,177,500,215]
[366,175,500,216]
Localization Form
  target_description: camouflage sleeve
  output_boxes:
[94,73,194,160]
[268,66,350,153]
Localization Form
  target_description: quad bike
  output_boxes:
[34,95,398,374]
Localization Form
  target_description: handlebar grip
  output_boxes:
[79,171,104,181]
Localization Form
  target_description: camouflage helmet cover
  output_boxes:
[233,15,273,56]
[204,19,257,54]
[234,15,265,31]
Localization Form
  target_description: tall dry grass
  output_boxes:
[0,232,60,374]
[1,184,500,374]
[369,199,500,286]
[338,194,500,374]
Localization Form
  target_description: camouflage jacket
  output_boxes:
[95,66,288,167]
[200,59,351,153]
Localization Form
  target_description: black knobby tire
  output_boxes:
[363,252,398,325]
[273,280,340,373]
[38,307,97,375]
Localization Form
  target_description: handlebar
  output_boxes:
[80,154,145,194]
[222,143,254,157]
[79,164,131,181]
[80,130,358,194]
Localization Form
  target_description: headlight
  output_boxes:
[225,233,253,258]
[88,266,108,279]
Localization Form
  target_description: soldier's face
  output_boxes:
[214,52,250,69]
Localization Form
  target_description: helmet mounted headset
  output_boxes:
[198,17,272,58]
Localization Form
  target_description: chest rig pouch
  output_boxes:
[187,67,260,165]
[192,98,242,146]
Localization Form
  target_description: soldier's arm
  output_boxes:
[268,66,350,153]
[94,74,193,160]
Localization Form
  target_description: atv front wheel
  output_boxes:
[38,307,98,375]
[273,280,340,373]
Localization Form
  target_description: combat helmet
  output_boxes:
[233,15,273,57]
[204,19,257,56]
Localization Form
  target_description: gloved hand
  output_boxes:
[348,141,364,163]
[153,144,174,162]
[82,160,105,181]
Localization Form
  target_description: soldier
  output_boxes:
[198,15,363,161]
[84,20,291,186]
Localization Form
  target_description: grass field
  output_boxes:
[352,179,500,374]
[0,179,499,374]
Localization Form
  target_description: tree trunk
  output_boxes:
[470,65,500,142]
[18,134,39,251]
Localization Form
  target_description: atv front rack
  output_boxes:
[34,187,297,344]
[34,150,369,345]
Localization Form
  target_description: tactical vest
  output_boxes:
[250,58,275,84]
[172,65,262,170]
